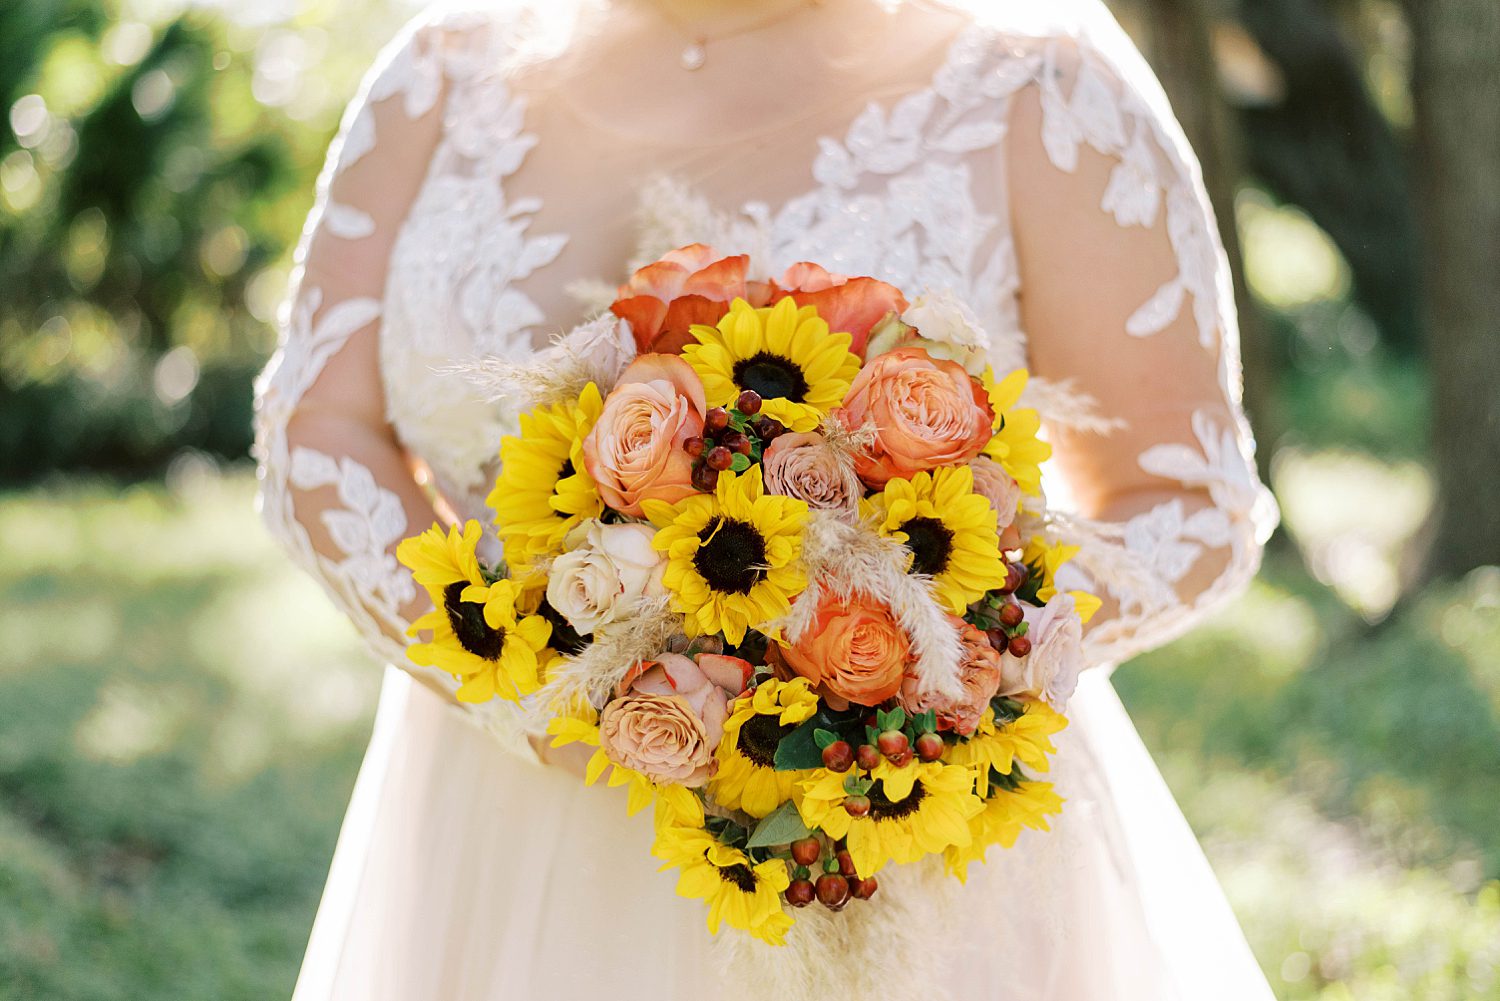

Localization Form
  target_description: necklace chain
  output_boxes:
[653,0,823,71]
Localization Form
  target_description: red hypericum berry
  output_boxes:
[791,837,822,867]
[855,744,881,771]
[815,873,851,910]
[821,740,854,773]
[876,730,909,759]
[915,732,944,762]
[706,407,730,433]
[692,465,720,492]
[851,876,879,900]
[683,436,705,458]
[836,849,857,878]
[1007,562,1031,591]
[986,628,1009,653]
[998,602,1024,628]
[786,879,816,908]
[705,446,733,471]
[759,417,785,441]
[722,430,752,456]
[843,794,871,818]
[1008,635,1032,658]
[736,390,763,415]
[887,747,914,768]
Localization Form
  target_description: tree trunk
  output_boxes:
[1137,0,1282,485]
[1404,0,1500,579]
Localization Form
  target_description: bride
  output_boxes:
[254,0,1280,998]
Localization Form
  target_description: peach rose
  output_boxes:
[837,346,994,489]
[899,616,1003,735]
[997,593,1085,710]
[772,261,908,358]
[600,652,753,786]
[610,244,772,355]
[969,456,1024,549]
[781,594,911,706]
[761,431,862,517]
[583,354,706,517]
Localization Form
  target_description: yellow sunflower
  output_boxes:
[707,678,819,819]
[545,702,660,816]
[796,759,984,878]
[864,465,1008,615]
[397,521,552,703]
[683,297,861,432]
[643,466,808,645]
[489,382,604,570]
[653,813,794,945]
[944,780,1065,879]
[947,702,1068,796]
[983,368,1051,497]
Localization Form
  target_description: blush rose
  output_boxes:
[583,354,706,518]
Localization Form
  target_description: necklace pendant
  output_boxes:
[680,41,706,71]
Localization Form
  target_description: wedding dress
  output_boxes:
[253,1,1281,998]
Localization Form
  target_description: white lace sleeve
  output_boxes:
[253,15,468,673]
[1005,36,1279,667]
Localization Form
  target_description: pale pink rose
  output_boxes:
[601,652,753,786]
[583,354,706,517]
[969,456,1024,549]
[837,346,994,489]
[546,522,666,635]
[899,616,1003,735]
[761,431,862,516]
[997,593,1085,710]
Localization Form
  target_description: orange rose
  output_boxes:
[610,244,772,355]
[772,261,908,358]
[583,354,706,517]
[781,593,911,707]
[898,616,1002,735]
[838,346,994,489]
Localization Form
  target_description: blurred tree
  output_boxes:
[1237,0,1421,355]
[1403,0,1500,578]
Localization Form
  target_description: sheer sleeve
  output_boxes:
[253,16,462,673]
[1003,37,1278,667]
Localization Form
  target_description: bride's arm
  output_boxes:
[1005,43,1278,667]
[254,19,456,674]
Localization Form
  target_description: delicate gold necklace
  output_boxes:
[653,0,824,71]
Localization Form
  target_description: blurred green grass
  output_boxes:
[2,466,1498,1000]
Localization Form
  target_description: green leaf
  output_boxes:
[730,452,751,473]
[773,717,826,771]
[813,728,838,750]
[745,800,812,848]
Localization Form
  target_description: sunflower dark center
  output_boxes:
[538,597,589,656]
[867,780,928,822]
[557,457,576,481]
[900,517,955,578]
[693,517,768,595]
[737,711,797,768]
[442,581,507,661]
[733,351,809,403]
[713,857,759,893]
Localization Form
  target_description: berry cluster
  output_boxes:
[784,839,878,912]
[684,390,787,492]
[971,560,1035,658]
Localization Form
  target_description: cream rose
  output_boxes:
[889,288,990,375]
[546,521,666,635]
[997,593,1085,710]
[761,431,862,516]
[899,616,1003,735]
[583,354,706,517]
[837,346,994,489]
[599,652,751,786]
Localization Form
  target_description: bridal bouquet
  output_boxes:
[397,245,1099,945]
